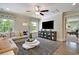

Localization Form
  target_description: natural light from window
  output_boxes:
[30,21,38,33]
[0,18,13,32]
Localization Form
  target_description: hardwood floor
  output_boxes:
[53,37,79,55]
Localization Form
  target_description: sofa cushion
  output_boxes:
[19,32,23,36]
[14,32,19,36]
[10,32,15,37]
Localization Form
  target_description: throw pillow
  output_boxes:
[23,31,27,35]
[19,32,23,36]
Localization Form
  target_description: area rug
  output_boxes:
[15,38,60,55]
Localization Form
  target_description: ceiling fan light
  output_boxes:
[35,6,39,11]
[35,12,39,15]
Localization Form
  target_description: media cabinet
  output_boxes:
[38,31,57,41]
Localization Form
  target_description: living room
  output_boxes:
[0,3,79,55]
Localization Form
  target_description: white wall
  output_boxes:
[39,15,57,31]
[39,13,64,41]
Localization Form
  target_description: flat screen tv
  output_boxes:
[42,21,54,29]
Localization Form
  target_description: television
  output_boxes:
[42,21,54,29]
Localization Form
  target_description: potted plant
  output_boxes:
[27,33,33,42]
[29,33,32,39]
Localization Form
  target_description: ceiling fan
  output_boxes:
[26,6,49,16]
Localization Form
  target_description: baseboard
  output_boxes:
[56,39,66,42]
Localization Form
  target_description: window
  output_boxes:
[67,21,79,31]
[0,19,13,32]
[30,21,38,33]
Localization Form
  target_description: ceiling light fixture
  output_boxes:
[72,3,76,5]
[35,12,39,15]
[6,8,10,10]
[35,6,39,11]
[35,7,39,11]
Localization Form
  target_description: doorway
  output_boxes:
[65,15,79,43]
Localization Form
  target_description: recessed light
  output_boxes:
[6,8,10,10]
[72,3,76,5]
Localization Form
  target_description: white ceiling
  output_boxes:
[0,3,79,18]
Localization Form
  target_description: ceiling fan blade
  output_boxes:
[40,13,44,16]
[40,10,49,12]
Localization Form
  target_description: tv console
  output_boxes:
[38,31,57,41]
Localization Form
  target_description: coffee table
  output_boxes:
[22,39,40,49]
